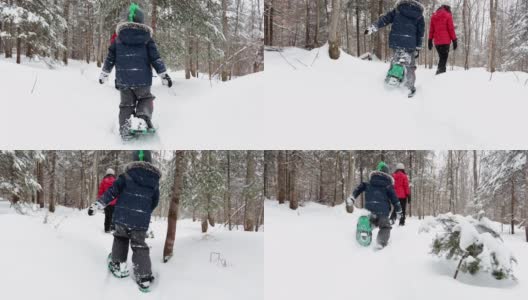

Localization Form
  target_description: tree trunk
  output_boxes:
[49,151,57,213]
[328,0,342,59]
[289,151,299,210]
[355,2,360,57]
[63,0,71,65]
[314,0,320,46]
[37,159,44,208]
[305,1,310,47]
[473,150,478,196]
[151,0,158,34]
[511,177,515,235]
[163,151,185,262]
[226,151,232,230]
[488,0,497,73]
[221,0,229,81]
[244,151,256,231]
[277,151,287,204]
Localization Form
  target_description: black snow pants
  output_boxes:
[435,45,450,74]
[111,224,152,280]
[390,198,408,225]
[104,205,115,232]
[370,215,392,247]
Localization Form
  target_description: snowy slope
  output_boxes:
[1,47,528,149]
[0,200,263,300]
[265,200,527,300]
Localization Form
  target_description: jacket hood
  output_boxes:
[434,7,452,17]
[396,0,425,19]
[369,170,395,186]
[116,22,153,45]
[125,161,161,189]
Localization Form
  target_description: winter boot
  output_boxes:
[107,254,129,278]
[138,115,154,130]
[136,275,155,292]
[408,87,417,98]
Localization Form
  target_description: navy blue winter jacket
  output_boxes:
[102,22,167,89]
[374,0,425,51]
[98,161,161,231]
[353,171,402,218]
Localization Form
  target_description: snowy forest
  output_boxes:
[264,0,528,72]
[0,150,265,232]
[265,150,528,239]
[0,0,264,80]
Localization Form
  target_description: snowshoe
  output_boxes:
[107,253,129,278]
[356,215,373,247]
[385,62,405,87]
[136,275,155,293]
[128,116,157,137]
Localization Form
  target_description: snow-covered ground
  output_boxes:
[265,200,527,300]
[2,46,528,149]
[0,200,263,300]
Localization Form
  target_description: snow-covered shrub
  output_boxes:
[426,213,517,280]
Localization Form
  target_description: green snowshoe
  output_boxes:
[107,253,129,278]
[356,215,373,247]
[385,63,405,87]
[130,127,157,136]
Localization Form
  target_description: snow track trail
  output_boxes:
[2,47,527,149]
[0,202,263,300]
[265,200,527,300]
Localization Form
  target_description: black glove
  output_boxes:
[452,39,458,50]
[428,39,433,50]
[160,72,173,88]
[415,50,420,59]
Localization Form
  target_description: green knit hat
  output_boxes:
[128,3,144,23]
[377,161,389,173]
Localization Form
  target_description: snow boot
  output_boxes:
[408,87,416,98]
[136,275,155,292]
[107,254,129,278]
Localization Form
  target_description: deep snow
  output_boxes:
[265,200,527,300]
[2,46,528,149]
[0,200,263,300]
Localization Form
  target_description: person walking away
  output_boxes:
[346,162,403,248]
[428,3,458,75]
[88,150,161,290]
[97,168,118,233]
[99,3,172,139]
[390,163,411,226]
[365,0,425,98]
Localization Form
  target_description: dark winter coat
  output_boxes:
[429,7,457,46]
[392,170,411,200]
[374,0,425,50]
[353,171,402,217]
[97,161,161,231]
[97,175,118,206]
[102,22,167,89]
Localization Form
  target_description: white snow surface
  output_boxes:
[265,200,527,300]
[2,46,528,149]
[0,200,263,300]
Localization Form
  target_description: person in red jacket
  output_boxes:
[428,3,458,75]
[98,168,118,233]
[391,163,411,226]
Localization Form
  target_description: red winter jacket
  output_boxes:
[429,8,457,46]
[98,175,117,206]
[392,171,411,200]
